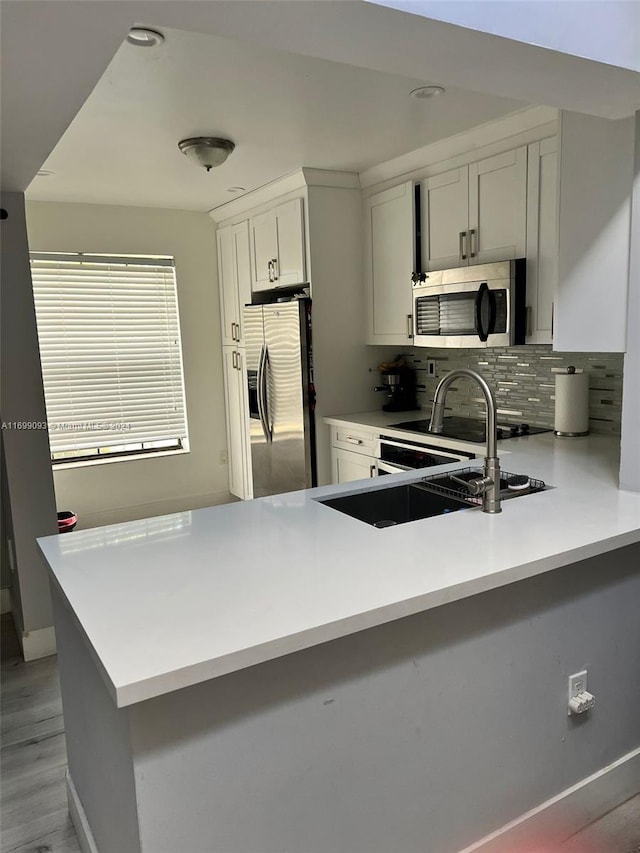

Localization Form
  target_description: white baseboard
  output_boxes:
[459,746,640,853]
[0,587,11,614]
[22,624,56,660]
[67,772,100,853]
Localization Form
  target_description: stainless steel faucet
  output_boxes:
[428,368,502,514]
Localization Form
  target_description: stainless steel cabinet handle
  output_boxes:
[267,260,273,282]
[459,231,467,261]
[407,313,413,339]
[469,228,476,259]
[369,464,376,478]
[272,258,279,280]
[232,350,237,369]
[236,351,242,371]
[345,437,363,445]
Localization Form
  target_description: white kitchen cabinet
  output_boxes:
[251,198,306,291]
[217,221,252,347]
[421,167,469,270]
[553,111,633,353]
[364,181,415,345]
[329,424,378,484]
[421,146,527,270]
[222,346,252,499]
[525,137,557,344]
[331,448,377,484]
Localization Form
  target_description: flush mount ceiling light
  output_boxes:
[126,27,165,48]
[178,137,235,172]
[410,85,446,100]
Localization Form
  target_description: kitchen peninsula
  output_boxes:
[40,434,640,853]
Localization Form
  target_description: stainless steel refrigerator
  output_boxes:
[243,299,316,498]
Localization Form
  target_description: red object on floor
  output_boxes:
[57,511,77,533]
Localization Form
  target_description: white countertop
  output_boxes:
[39,433,640,708]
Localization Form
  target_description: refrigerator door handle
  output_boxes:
[257,345,272,442]
[261,346,273,442]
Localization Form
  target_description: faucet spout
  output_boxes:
[429,368,501,514]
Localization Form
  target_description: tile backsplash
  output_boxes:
[399,346,623,435]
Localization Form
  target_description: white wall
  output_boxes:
[620,110,640,492]
[366,1,640,73]
[26,201,230,528]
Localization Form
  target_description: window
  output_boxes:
[30,252,189,463]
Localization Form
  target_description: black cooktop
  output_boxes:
[390,416,550,443]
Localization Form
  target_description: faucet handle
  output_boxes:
[450,474,493,497]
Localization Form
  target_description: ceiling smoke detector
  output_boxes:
[410,85,446,100]
[178,137,235,172]
[127,27,165,48]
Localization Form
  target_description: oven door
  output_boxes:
[377,437,474,474]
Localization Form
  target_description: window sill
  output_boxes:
[52,447,189,471]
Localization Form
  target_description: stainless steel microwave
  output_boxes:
[412,259,526,348]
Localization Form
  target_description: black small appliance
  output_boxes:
[374,366,419,413]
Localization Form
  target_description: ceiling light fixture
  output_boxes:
[410,85,446,100]
[178,137,235,172]
[126,27,165,48]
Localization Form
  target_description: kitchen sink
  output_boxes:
[317,468,548,528]
[318,483,473,528]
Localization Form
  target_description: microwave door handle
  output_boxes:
[475,282,497,342]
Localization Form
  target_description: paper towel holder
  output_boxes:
[554,365,590,438]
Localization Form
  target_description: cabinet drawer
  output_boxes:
[331,426,377,456]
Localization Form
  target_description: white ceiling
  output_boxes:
[26,26,525,212]
[3,1,639,202]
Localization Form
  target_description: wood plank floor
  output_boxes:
[1,612,638,853]
[1,614,80,853]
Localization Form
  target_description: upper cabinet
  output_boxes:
[553,112,633,353]
[217,220,252,347]
[421,146,527,270]
[525,137,557,345]
[250,197,306,291]
[364,181,415,345]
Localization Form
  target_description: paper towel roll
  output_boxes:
[554,368,589,436]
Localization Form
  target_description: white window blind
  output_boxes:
[30,253,188,459]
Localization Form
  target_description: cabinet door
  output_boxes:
[217,225,238,347]
[222,347,252,499]
[251,209,277,292]
[526,138,557,344]
[468,146,527,265]
[232,221,252,345]
[422,167,469,270]
[331,448,376,485]
[274,198,306,286]
[365,181,415,345]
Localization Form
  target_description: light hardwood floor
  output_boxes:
[1,612,638,853]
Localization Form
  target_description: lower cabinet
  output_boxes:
[222,346,252,499]
[329,425,378,484]
[331,448,377,485]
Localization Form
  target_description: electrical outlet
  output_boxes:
[219,450,228,465]
[568,670,595,715]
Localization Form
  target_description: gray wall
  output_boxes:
[128,545,640,853]
[400,345,623,435]
[0,192,57,635]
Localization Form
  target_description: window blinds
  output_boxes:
[30,253,188,456]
